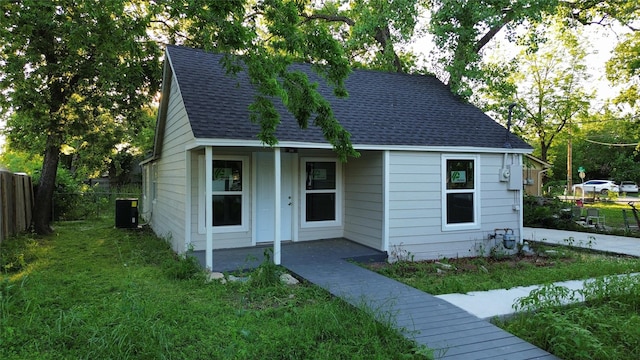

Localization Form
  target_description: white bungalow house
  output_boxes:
[141,45,533,269]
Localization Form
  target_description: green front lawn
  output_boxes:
[1,219,430,359]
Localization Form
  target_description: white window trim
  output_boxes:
[441,154,481,231]
[198,154,250,234]
[300,157,342,228]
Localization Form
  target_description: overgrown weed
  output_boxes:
[497,274,640,360]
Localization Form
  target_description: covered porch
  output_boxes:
[186,145,385,270]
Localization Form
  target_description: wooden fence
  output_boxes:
[0,170,34,243]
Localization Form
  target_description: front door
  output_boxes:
[255,152,294,243]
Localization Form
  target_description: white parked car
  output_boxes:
[572,180,619,195]
[619,181,639,193]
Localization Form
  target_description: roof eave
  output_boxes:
[150,51,174,160]
[187,138,533,154]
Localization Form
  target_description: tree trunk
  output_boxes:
[33,135,61,235]
[374,25,403,73]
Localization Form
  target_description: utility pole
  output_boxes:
[567,137,572,191]
[567,119,573,196]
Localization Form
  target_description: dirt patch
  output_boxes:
[364,251,581,276]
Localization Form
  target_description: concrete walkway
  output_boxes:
[436,227,640,320]
[438,278,588,320]
[523,227,640,257]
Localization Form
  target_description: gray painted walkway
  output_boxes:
[197,240,557,359]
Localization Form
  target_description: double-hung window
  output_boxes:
[212,159,243,226]
[442,155,479,230]
[199,155,248,233]
[302,158,341,227]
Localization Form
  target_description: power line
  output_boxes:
[584,138,640,147]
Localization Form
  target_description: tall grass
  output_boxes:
[495,274,640,360]
[0,218,429,359]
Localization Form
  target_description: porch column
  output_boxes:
[205,146,213,270]
[274,147,282,265]
[184,150,192,256]
[518,154,525,247]
[382,150,390,252]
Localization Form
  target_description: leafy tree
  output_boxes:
[0,0,364,234]
[0,148,44,179]
[299,0,420,72]
[544,107,640,187]
[0,0,162,234]
[573,113,640,182]
[427,0,640,97]
[480,21,593,171]
[607,31,640,107]
[427,0,559,96]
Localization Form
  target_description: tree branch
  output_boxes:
[475,9,514,53]
[150,19,193,43]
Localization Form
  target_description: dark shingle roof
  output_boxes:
[166,45,531,150]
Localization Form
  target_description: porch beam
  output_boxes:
[205,146,213,270]
[274,148,282,265]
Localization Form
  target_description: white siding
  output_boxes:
[148,74,194,254]
[344,151,383,249]
[388,151,522,261]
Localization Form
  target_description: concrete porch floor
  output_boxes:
[191,238,388,273]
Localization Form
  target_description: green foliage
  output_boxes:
[481,20,592,163]
[554,110,640,183]
[0,0,163,232]
[0,149,43,180]
[428,0,559,96]
[500,274,640,360]
[523,195,581,229]
[0,235,40,274]
[160,0,360,162]
[340,0,420,72]
[248,248,282,288]
[162,252,206,281]
[0,148,122,221]
[428,0,640,99]
[0,1,162,150]
[53,185,141,221]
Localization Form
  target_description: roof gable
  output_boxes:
[165,45,532,150]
